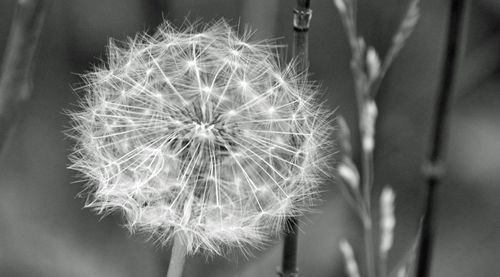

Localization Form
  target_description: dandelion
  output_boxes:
[68,20,331,275]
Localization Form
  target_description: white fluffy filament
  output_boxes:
[68,20,332,255]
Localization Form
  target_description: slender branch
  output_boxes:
[416,1,468,277]
[362,213,376,277]
[0,0,51,155]
[166,235,187,277]
[359,103,376,277]
[278,1,311,277]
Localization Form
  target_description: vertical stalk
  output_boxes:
[416,1,468,277]
[362,213,376,277]
[166,235,187,277]
[292,0,310,71]
[278,1,311,277]
[281,216,300,277]
[0,0,51,154]
[359,109,376,277]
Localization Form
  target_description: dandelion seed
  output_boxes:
[68,20,332,255]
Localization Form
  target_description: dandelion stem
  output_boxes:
[0,0,51,155]
[279,1,311,277]
[281,216,300,277]
[166,235,187,277]
[416,1,468,277]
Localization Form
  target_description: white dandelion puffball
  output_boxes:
[69,20,332,255]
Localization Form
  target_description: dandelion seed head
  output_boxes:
[68,20,332,255]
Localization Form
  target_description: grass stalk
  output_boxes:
[362,213,376,277]
[278,1,311,276]
[359,135,376,277]
[166,235,187,277]
[335,1,421,277]
[416,1,468,277]
[0,0,51,154]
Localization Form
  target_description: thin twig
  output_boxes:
[362,212,376,277]
[0,0,51,155]
[416,1,468,277]
[359,115,376,277]
[166,235,187,277]
[278,1,311,276]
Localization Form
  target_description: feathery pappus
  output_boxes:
[68,20,332,255]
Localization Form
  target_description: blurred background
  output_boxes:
[0,0,499,276]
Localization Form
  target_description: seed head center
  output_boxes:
[192,121,216,139]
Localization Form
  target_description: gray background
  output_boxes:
[0,0,499,276]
